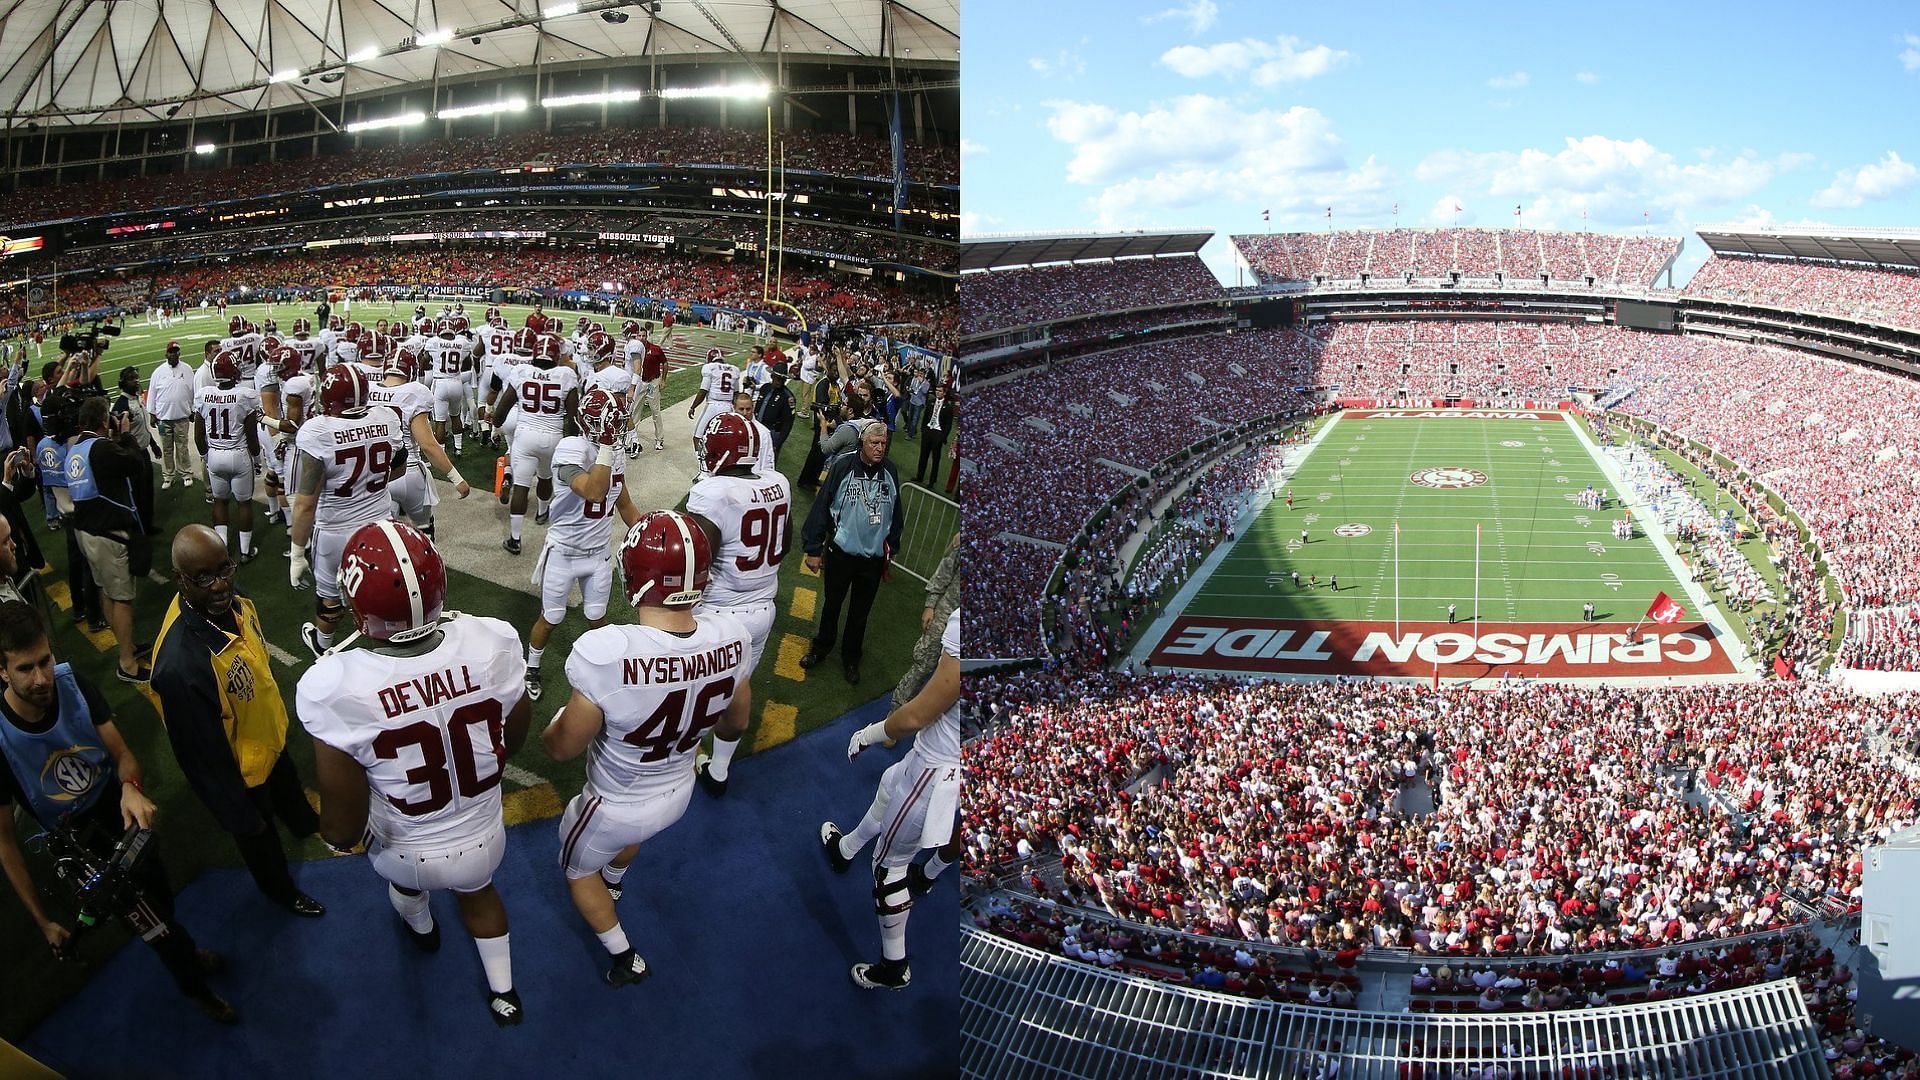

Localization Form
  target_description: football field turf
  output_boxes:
[1140,409,1749,682]
[0,302,956,1038]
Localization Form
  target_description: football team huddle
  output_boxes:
[180,302,959,1025]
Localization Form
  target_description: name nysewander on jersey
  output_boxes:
[567,613,752,804]
[297,615,527,848]
[685,471,791,607]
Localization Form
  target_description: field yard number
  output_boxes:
[1555,475,1569,484]
[1500,440,1525,448]
[1547,460,1561,467]
[1574,514,1592,527]
[1340,458,1351,466]
[1600,572,1623,591]
[1302,513,1321,525]
[1586,541,1606,555]
[1327,474,1341,482]
[1317,492,1333,502]
[1285,539,1304,553]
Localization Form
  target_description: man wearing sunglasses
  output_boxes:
[141,524,326,919]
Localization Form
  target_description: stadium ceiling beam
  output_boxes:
[3,4,89,122]
[684,0,773,84]
[762,2,862,58]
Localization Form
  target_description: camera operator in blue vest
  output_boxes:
[0,601,235,1022]
[66,395,152,683]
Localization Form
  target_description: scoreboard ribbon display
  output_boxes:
[0,235,45,258]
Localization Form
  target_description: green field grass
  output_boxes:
[1187,413,1692,626]
[0,301,956,1039]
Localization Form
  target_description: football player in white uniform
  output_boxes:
[730,392,778,477]
[542,511,753,987]
[524,389,638,703]
[821,607,961,991]
[300,521,531,1027]
[192,348,263,561]
[367,341,472,537]
[580,330,633,404]
[289,364,406,657]
[426,318,472,457]
[624,322,667,454]
[686,348,738,461]
[475,312,516,449]
[491,330,581,554]
[260,345,313,528]
[685,412,789,796]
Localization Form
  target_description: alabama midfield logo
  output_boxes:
[1410,467,1489,489]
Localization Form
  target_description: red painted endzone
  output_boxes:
[1148,617,1738,679]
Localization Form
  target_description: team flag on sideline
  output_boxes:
[1646,591,1686,624]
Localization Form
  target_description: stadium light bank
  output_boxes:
[345,111,428,133]
[540,84,771,108]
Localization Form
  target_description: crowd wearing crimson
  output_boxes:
[1685,254,1920,333]
[960,257,1222,336]
[967,675,1913,960]
[0,125,959,228]
[1233,229,1680,287]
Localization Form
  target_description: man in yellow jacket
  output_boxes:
[145,524,325,917]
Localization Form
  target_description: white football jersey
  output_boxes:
[194,384,261,451]
[505,363,579,438]
[282,373,313,414]
[367,380,432,453]
[547,436,626,554]
[477,327,516,372]
[910,610,961,767]
[296,411,405,530]
[219,333,264,377]
[285,336,327,374]
[584,364,634,400]
[700,361,739,404]
[685,471,790,607]
[623,339,646,374]
[297,615,526,849]
[568,613,752,804]
[426,337,467,381]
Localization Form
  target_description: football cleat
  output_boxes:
[654,439,665,452]
[694,752,726,798]
[819,822,853,874]
[238,547,259,566]
[604,949,650,988]
[502,537,521,556]
[524,669,543,702]
[851,960,910,991]
[487,988,524,1028]
[404,919,441,953]
[601,871,623,902]
[533,506,550,527]
[300,622,327,658]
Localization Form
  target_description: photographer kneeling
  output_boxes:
[0,601,235,1022]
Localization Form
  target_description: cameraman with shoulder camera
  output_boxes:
[68,395,152,683]
[0,601,235,1022]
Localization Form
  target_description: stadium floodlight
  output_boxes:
[659,83,771,101]
[542,2,579,16]
[436,98,528,120]
[268,69,300,83]
[348,45,381,63]
[418,28,454,47]
[194,143,218,154]
[541,89,644,108]
[345,111,428,133]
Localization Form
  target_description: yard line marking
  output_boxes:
[754,701,798,752]
[265,641,301,666]
[502,763,545,788]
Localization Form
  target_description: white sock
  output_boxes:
[706,733,741,781]
[535,497,547,516]
[880,909,909,963]
[596,924,630,957]
[474,933,514,994]
[602,862,629,886]
[213,523,228,544]
[923,852,951,882]
[239,531,252,555]
[510,514,524,541]
[388,884,433,933]
[317,628,334,649]
[527,645,544,669]
[453,435,463,453]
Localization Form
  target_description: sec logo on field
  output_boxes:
[1333,523,1372,537]
[1409,467,1488,489]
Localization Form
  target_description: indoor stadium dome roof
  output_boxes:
[0,0,957,127]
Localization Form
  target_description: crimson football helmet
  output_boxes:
[622,319,642,339]
[278,341,305,383]
[577,386,628,445]
[327,314,345,333]
[387,345,423,382]
[701,412,760,474]
[585,330,615,365]
[261,318,279,337]
[342,321,365,345]
[435,317,455,338]
[621,510,711,608]
[574,316,591,334]
[706,347,725,363]
[291,317,313,337]
[486,306,505,328]
[511,327,540,358]
[361,332,393,364]
[539,334,564,367]
[340,519,446,643]
[449,315,470,335]
[211,348,241,385]
[414,305,428,320]
[228,315,245,337]
[318,363,371,417]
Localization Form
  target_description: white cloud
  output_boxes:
[1028,50,1086,79]
[1901,33,1920,72]
[960,139,989,159]
[1811,151,1920,208]
[1574,70,1599,84]
[1486,71,1530,89]
[1159,36,1352,85]
[1423,194,1471,226]
[1142,0,1219,34]
[1041,95,1393,229]
[1414,136,1800,229]
[960,211,1003,238]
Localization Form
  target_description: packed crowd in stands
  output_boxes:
[963,672,1909,961]
[961,257,1221,336]
[1839,607,1920,672]
[0,125,960,227]
[1624,337,1920,653]
[1232,229,1680,288]
[1046,304,1229,350]
[1312,320,1641,400]
[1686,254,1920,333]
[2,247,956,350]
[1121,445,1287,605]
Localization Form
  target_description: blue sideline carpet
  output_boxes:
[23,698,958,1080]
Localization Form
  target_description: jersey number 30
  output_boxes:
[371,700,507,815]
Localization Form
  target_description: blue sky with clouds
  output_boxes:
[962,1,1920,284]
